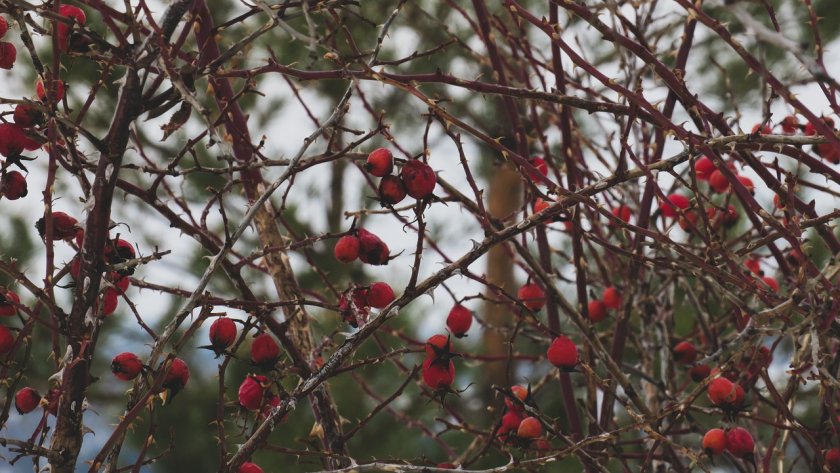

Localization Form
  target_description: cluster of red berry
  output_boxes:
[365,147,437,205]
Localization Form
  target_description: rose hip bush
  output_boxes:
[1,1,840,472]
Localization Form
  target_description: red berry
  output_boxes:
[421,357,455,389]
[533,198,550,214]
[35,211,79,241]
[0,289,20,316]
[425,334,451,359]
[161,358,190,400]
[826,448,840,472]
[367,282,395,309]
[702,428,727,455]
[13,104,44,127]
[1,171,28,200]
[101,288,119,316]
[707,377,737,406]
[780,115,799,135]
[238,374,270,411]
[36,79,65,102]
[501,410,523,431]
[446,304,472,338]
[378,175,407,205]
[587,299,607,323]
[0,325,14,355]
[0,16,8,39]
[546,335,578,370]
[690,364,711,382]
[0,123,40,157]
[761,276,780,293]
[659,194,690,218]
[357,229,390,266]
[694,156,716,181]
[708,170,730,193]
[725,427,754,459]
[602,286,621,310]
[0,41,16,69]
[745,257,762,275]
[737,175,755,193]
[111,273,130,293]
[517,416,542,439]
[251,333,281,367]
[751,123,772,134]
[816,141,840,164]
[400,160,436,199]
[504,385,529,412]
[334,235,360,263]
[805,116,834,136]
[209,317,237,352]
[518,283,546,311]
[365,148,393,177]
[526,157,549,181]
[15,387,41,414]
[59,5,87,25]
[673,341,697,365]
[238,462,264,473]
[111,352,143,381]
[611,205,631,223]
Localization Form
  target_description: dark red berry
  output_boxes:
[725,427,754,459]
[0,123,39,157]
[378,175,407,205]
[673,341,697,365]
[36,79,65,102]
[526,157,548,181]
[690,364,711,382]
[400,160,436,199]
[421,357,455,389]
[160,357,190,402]
[0,289,20,316]
[0,16,8,39]
[0,41,16,69]
[611,205,631,223]
[111,352,143,381]
[209,317,237,352]
[357,229,390,265]
[36,211,79,241]
[0,325,14,355]
[13,104,44,127]
[588,299,606,322]
[1,171,28,200]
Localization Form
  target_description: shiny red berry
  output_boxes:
[707,377,737,406]
[209,317,237,352]
[365,148,393,177]
[0,16,8,39]
[546,335,578,370]
[15,387,41,414]
[708,170,730,193]
[421,357,455,389]
[111,352,143,381]
[702,428,727,455]
[101,288,119,316]
[238,374,270,411]
[446,304,472,338]
[0,123,39,157]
